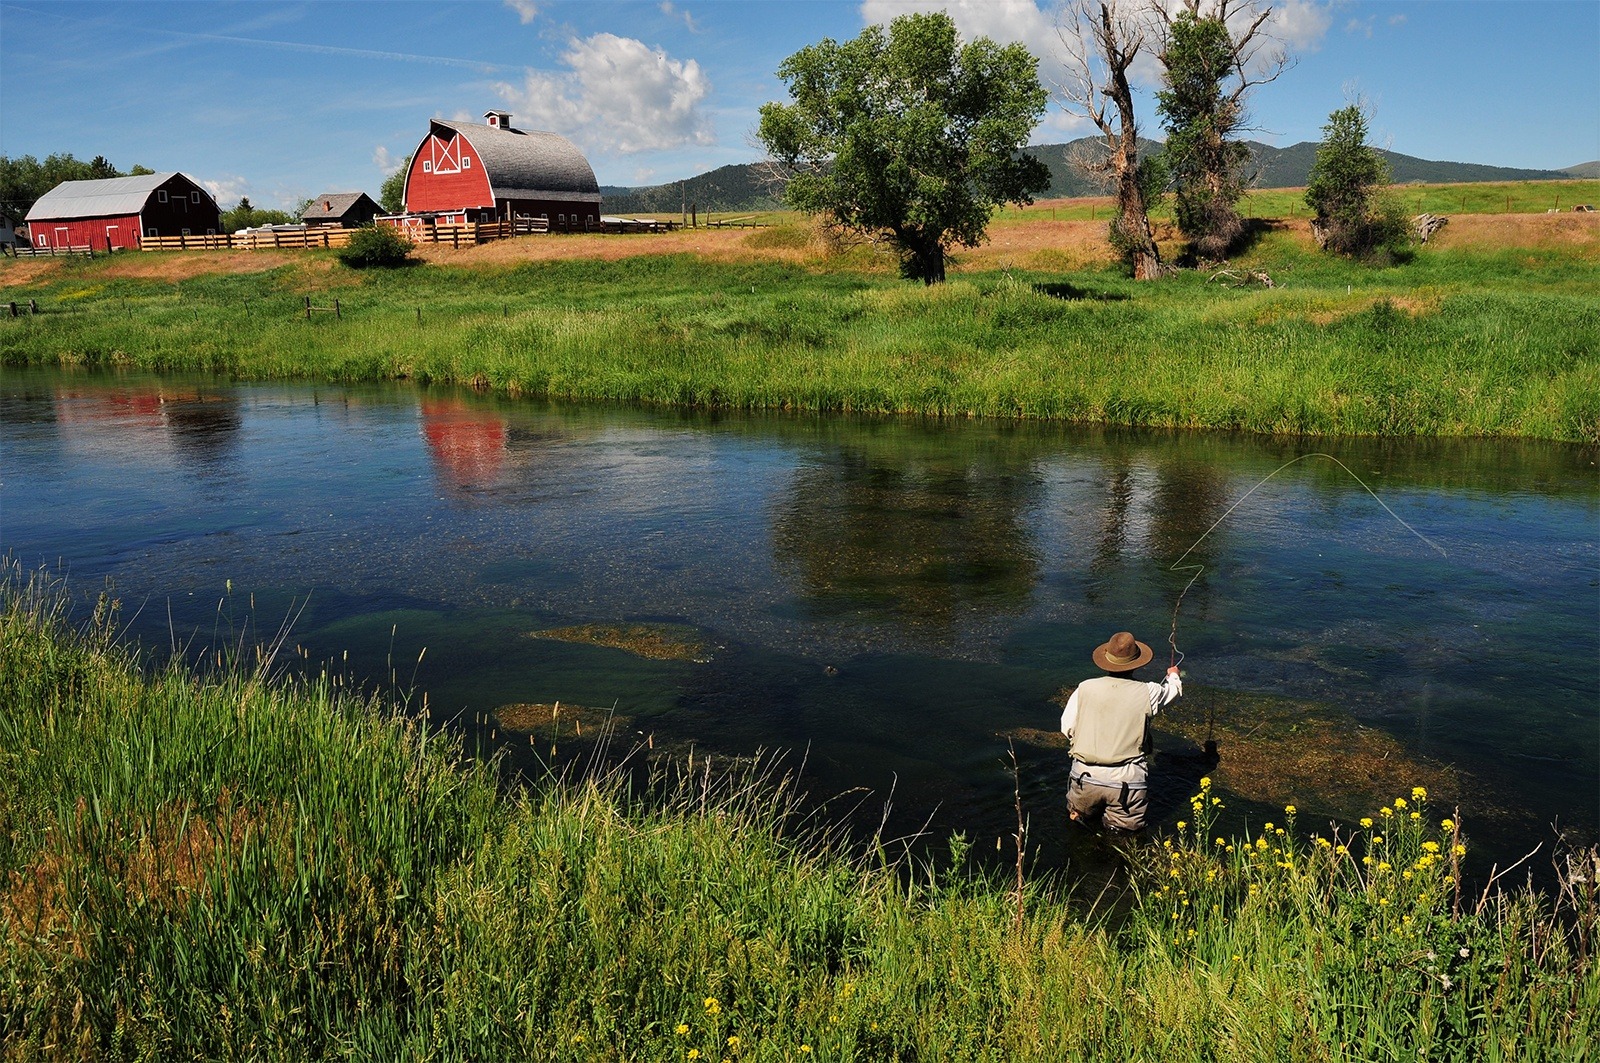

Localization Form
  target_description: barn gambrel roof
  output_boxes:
[25,173,203,221]
[431,120,601,203]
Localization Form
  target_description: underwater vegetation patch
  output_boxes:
[527,623,718,663]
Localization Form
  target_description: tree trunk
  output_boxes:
[1101,10,1161,280]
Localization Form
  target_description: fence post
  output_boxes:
[305,296,312,320]
[334,299,340,319]
[7,303,15,317]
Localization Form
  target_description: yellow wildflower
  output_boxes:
[1381,807,1393,818]
[1422,841,1440,853]
[1177,821,1187,830]
[727,1036,740,1049]
[1453,844,1467,856]
[677,1025,690,1036]
[688,1051,701,1061]
[1441,818,1455,831]
[1200,776,1212,788]
[1360,818,1373,828]
[800,1047,812,1055]
[1412,786,1427,800]
[1285,805,1297,815]
[1394,796,1408,809]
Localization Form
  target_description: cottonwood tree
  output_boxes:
[1055,0,1166,279]
[380,157,411,214]
[1154,0,1289,261]
[757,12,1050,284]
[1305,104,1409,259]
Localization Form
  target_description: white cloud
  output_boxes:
[1271,0,1334,52]
[497,33,714,155]
[372,145,405,174]
[203,175,251,208]
[1346,16,1374,39]
[859,0,1053,49]
[659,1,700,33]
[504,0,539,25]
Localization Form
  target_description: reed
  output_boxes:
[2,574,1596,1060]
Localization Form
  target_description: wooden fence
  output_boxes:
[140,228,356,252]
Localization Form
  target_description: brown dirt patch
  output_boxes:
[1,250,314,288]
[529,623,716,662]
[1425,211,1600,253]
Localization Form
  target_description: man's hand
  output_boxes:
[1167,665,1180,678]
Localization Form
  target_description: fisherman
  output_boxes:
[1060,630,1182,832]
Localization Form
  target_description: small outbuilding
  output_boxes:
[24,172,221,251]
[302,192,382,228]
[399,111,601,230]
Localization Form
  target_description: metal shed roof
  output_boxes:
[432,120,600,202]
[25,173,192,221]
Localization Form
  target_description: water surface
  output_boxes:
[3,368,1595,875]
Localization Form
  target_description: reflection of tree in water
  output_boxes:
[1084,452,1230,628]
[771,449,1041,642]
[163,395,242,469]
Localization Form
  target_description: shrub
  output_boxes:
[338,225,414,268]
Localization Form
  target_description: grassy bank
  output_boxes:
[3,209,1598,443]
[3,577,1597,1061]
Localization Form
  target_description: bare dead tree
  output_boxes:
[1055,0,1166,279]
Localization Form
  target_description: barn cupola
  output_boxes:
[484,111,514,130]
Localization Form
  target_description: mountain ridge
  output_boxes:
[600,140,1591,214]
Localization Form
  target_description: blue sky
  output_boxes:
[1,1,1595,210]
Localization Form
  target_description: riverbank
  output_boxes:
[3,206,1598,443]
[1,577,1596,1060]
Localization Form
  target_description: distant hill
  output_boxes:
[600,163,781,215]
[600,139,1586,213]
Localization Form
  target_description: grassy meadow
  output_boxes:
[3,576,1597,1061]
[3,180,1598,443]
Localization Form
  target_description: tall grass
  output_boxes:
[2,574,1596,1060]
[3,244,1597,442]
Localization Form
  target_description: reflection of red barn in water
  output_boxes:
[52,386,239,465]
[420,399,507,493]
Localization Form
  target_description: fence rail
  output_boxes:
[140,228,355,252]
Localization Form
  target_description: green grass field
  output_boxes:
[4,179,1598,443]
[2,574,1595,1060]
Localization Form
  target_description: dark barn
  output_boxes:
[24,173,221,251]
[400,111,601,231]
[302,192,382,228]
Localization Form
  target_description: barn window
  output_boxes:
[462,156,471,169]
[191,191,200,203]
[158,190,168,203]
[423,161,433,173]
[146,228,157,237]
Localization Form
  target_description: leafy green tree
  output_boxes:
[220,197,295,233]
[757,12,1049,284]
[1305,105,1410,259]
[1157,15,1251,260]
[1154,1,1290,262]
[380,157,411,214]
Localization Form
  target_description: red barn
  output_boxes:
[25,172,221,251]
[401,111,601,230]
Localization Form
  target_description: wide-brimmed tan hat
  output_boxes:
[1092,631,1153,672]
